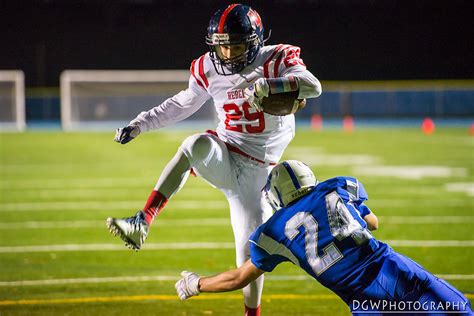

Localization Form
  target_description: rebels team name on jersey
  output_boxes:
[227,89,245,100]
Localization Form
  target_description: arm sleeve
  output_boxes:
[128,76,212,132]
[278,46,322,99]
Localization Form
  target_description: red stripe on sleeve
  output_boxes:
[263,44,284,78]
[198,56,209,88]
[218,4,239,33]
[190,59,205,89]
[273,50,285,78]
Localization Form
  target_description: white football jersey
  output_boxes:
[130,44,321,164]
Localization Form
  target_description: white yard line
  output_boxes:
[0,242,236,253]
[378,216,474,224]
[445,182,474,196]
[0,216,472,230]
[353,166,467,180]
[0,188,215,199]
[0,274,472,287]
[0,240,472,254]
[386,240,474,247]
[0,218,230,229]
[368,199,468,207]
[0,198,469,212]
[0,200,228,212]
[0,276,178,286]
[0,177,210,190]
[0,178,149,189]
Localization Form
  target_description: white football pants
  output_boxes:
[180,132,274,308]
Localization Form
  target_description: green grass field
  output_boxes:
[0,128,473,315]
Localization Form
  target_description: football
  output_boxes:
[260,91,307,116]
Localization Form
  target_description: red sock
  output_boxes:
[245,305,260,316]
[143,190,168,225]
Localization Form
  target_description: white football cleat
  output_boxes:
[106,211,149,251]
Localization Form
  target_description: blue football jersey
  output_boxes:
[249,176,391,302]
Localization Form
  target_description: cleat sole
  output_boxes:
[106,217,141,251]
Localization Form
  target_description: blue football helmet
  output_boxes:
[206,4,265,75]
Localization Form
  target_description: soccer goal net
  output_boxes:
[0,70,25,131]
[60,70,216,130]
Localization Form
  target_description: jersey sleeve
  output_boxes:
[358,203,372,218]
[344,178,368,203]
[279,45,307,74]
[264,44,321,99]
[128,57,211,132]
[249,226,292,272]
[344,178,372,218]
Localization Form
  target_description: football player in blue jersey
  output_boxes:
[176,160,472,314]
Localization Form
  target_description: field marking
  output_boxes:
[0,178,150,189]
[289,153,380,166]
[0,200,228,212]
[0,177,210,190]
[0,218,230,229]
[367,199,469,208]
[1,198,469,212]
[353,166,467,180]
[0,294,339,306]
[378,216,474,224]
[0,240,473,254]
[0,274,472,287]
[445,183,474,196]
[0,242,236,253]
[0,293,472,306]
[386,240,474,247]
[0,187,215,199]
[1,216,473,230]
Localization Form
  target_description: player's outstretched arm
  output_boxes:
[175,260,264,300]
[114,125,140,144]
[200,260,264,293]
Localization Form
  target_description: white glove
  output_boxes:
[244,78,269,112]
[175,271,201,300]
[114,125,140,144]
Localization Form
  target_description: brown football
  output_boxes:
[260,91,306,116]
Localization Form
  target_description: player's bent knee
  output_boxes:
[180,134,216,164]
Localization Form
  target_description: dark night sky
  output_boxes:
[1,0,473,87]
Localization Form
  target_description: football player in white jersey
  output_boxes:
[106,3,321,315]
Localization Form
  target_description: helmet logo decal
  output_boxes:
[218,3,239,33]
[247,9,262,30]
[282,161,301,189]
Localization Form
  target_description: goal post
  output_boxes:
[60,70,216,131]
[0,70,25,131]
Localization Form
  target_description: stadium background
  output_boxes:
[1,0,473,124]
[0,1,473,315]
